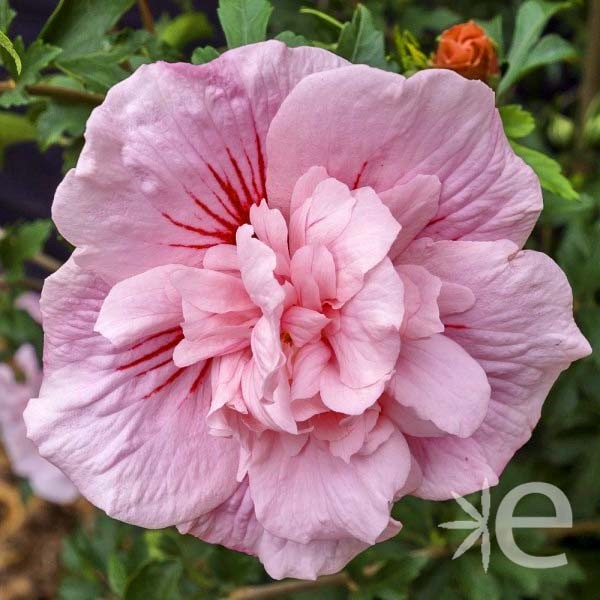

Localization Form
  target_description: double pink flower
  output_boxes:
[24,41,589,579]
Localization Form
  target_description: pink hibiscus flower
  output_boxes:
[0,295,78,504]
[24,42,590,579]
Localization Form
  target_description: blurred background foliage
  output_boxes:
[0,0,599,598]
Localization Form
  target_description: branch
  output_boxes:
[577,0,600,148]
[229,573,353,600]
[0,79,104,106]
[137,0,155,33]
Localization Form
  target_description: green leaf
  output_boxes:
[499,105,536,139]
[191,45,220,64]
[159,11,212,50]
[0,29,20,75]
[124,560,183,600]
[107,554,128,597]
[0,38,62,108]
[218,0,273,49]
[477,15,504,56]
[0,220,52,278]
[0,112,35,167]
[0,0,16,32]
[275,30,312,48]
[498,0,570,97]
[510,140,578,200]
[455,555,501,600]
[58,577,104,600]
[337,4,386,69]
[522,33,576,72]
[36,99,91,151]
[59,51,130,92]
[40,0,135,60]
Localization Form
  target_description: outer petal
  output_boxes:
[54,42,347,283]
[179,479,402,580]
[386,335,491,438]
[24,259,239,527]
[266,66,541,247]
[400,239,591,497]
[0,346,78,504]
[248,425,411,545]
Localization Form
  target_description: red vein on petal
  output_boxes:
[206,163,247,221]
[445,324,469,330]
[226,149,254,207]
[118,335,183,371]
[161,212,232,243]
[168,243,216,249]
[130,327,181,351]
[352,161,368,189]
[189,360,210,395]
[186,190,238,231]
[134,357,173,379]
[255,130,267,200]
[143,368,186,399]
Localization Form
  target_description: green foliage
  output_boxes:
[337,4,387,69]
[498,0,574,97]
[0,38,62,107]
[499,105,536,139]
[0,220,52,279]
[218,0,274,48]
[0,111,35,166]
[275,30,313,48]
[158,11,213,50]
[394,28,428,74]
[191,45,220,64]
[40,0,136,60]
[0,0,16,32]
[0,29,20,75]
[511,140,579,200]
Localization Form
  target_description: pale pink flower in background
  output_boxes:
[0,295,78,504]
[24,41,590,579]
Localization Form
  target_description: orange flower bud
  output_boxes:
[434,21,499,81]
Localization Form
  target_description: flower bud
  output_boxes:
[434,21,499,82]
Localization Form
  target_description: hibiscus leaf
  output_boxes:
[522,33,576,72]
[510,140,578,200]
[40,0,135,60]
[0,111,36,167]
[0,0,16,33]
[191,45,220,64]
[158,11,213,50]
[498,0,571,97]
[218,0,273,49]
[0,38,62,108]
[499,105,535,139]
[0,219,52,279]
[0,29,20,75]
[275,30,313,48]
[337,4,387,69]
[124,560,183,600]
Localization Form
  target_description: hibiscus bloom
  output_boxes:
[24,41,589,579]
[0,296,78,504]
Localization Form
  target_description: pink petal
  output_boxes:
[396,264,443,339]
[266,66,541,247]
[249,201,290,275]
[281,305,329,347]
[179,479,402,580]
[248,426,411,545]
[24,259,239,526]
[15,292,42,324]
[290,341,331,402]
[328,259,404,389]
[400,239,591,494]
[386,335,491,438]
[0,345,78,504]
[95,265,184,347]
[290,245,337,311]
[54,42,347,283]
[380,175,441,259]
